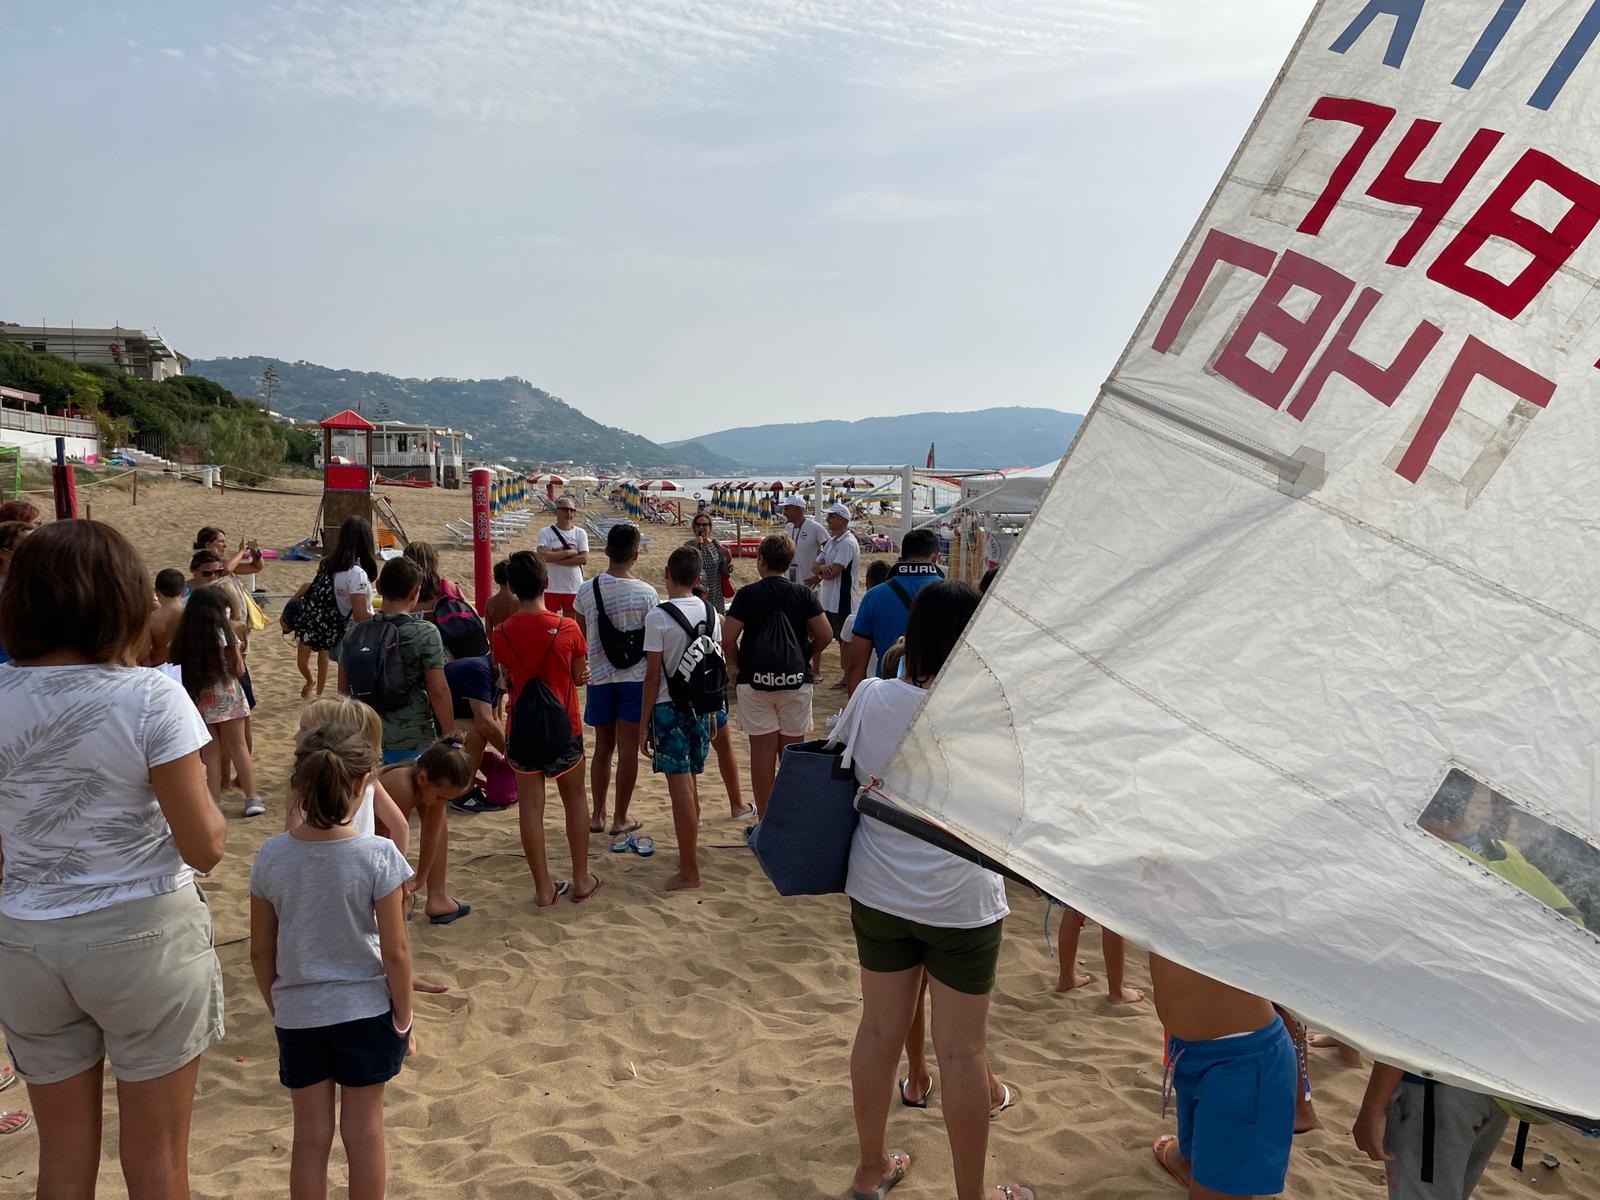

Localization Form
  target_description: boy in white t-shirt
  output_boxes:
[639,548,719,893]
[536,497,589,617]
[571,523,659,838]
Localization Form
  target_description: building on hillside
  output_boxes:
[309,418,469,488]
[0,323,187,381]
[0,386,100,461]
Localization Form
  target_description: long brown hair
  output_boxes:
[403,540,445,604]
[902,581,981,687]
[415,734,473,794]
[170,587,238,698]
[292,726,377,829]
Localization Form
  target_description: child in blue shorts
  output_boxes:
[640,549,720,893]
[1150,954,1297,1198]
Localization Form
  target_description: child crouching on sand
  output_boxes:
[250,725,415,1200]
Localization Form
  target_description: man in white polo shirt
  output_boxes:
[780,496,827,588]
[813,502,860,687]
[536,495,590,617]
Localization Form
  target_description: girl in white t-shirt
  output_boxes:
[830,580,1032,1200]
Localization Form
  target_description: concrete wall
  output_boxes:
[0,428,100,461]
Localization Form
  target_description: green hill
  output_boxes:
[0,342,315,470]
[666,407,1083,472]
[189,357,740,473]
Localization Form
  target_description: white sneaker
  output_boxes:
[243,796,266,818]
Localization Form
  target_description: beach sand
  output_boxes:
[0,474,1591,1199]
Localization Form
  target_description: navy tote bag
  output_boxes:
[749,739,861,896]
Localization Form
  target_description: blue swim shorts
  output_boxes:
[1168,1015,1296,1197]
[585,680,645,728]
[650,702,712,776]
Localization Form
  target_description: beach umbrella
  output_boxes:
[640,479,679,491]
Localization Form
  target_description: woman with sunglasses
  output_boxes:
[682,513,732,615]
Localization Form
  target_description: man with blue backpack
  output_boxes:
[843,528,944,695]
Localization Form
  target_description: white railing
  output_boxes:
[0,407,98,437]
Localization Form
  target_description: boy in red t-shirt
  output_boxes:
[492,550,599,907]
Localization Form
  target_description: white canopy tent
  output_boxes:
[874,0,1600,1120]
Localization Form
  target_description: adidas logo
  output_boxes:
[751,670,807,688]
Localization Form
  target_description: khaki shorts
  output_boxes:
[0,885,225,1084]
[736,684,815,737]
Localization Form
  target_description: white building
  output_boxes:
[0,324,187,381]
[0,387,100,461]
[312,420,470,488]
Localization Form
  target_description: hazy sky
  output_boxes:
[2,2,1307,441]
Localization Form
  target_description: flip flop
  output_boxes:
[1153,1135,1186,1188]
[989,1082,1016,1119]
[849,1149,911,1200]
[572,874,603,904]
[0,1110,30,1136]
[428,902,471,926]
[404,891,419,922]
[607,819,643,837]
[899,1076,932,1109]
[728,805,757,821]
[537,880,572,907]
[990,1188,1035,1200]
[631,836,654,858]
[611,834,635,854]
[0,1065,15,1093]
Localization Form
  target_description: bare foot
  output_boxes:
[412,977,449,994]
[1110,985,1147,1005]
[1310,1032,1364,1067]
[1055,970,1094,993]
[665,871,702,892]
[1295,1095,1321,1134]
[300,680,314,699]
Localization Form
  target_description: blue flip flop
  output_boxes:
[429,902,471,926]
[611,834,655,858]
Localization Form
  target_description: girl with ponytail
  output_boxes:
[249,727,416,1200]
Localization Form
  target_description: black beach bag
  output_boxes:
[295,568,347,652]
[749,740,861,896]
[591,578,646,671]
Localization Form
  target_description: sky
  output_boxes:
[1,2,1309,442]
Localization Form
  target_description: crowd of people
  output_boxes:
[0,492,1567,1200]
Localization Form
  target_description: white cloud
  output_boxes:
[159,47,185,59]
[822,190,967,223]
[205,1,1296,124]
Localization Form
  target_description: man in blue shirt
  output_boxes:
[843,528,943,694]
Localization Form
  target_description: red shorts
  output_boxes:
[544,593,578,617]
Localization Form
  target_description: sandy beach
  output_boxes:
[0,473,1590,1200]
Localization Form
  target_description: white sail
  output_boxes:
[877,0,1600,1118]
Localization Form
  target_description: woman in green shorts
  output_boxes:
[830,581,1034,1200]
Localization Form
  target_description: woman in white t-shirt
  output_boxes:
[0,520,226,1197]
[831,580,1032,1200]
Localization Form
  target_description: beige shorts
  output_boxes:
[0,884,225,1085]
[736,683,815,738]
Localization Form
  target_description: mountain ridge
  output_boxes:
[665,406,1082,472]
[187,357,740,472]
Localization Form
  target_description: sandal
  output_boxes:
[989,1188,1035,1200]
[0,1110,31,1136]
[850,1149,911,1200]
[537,880,572,908]
[1153,1135,1187,1188]
[990,1082,1016,1119]
[0,1065,14,1093]
[898,1076,933,1109]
